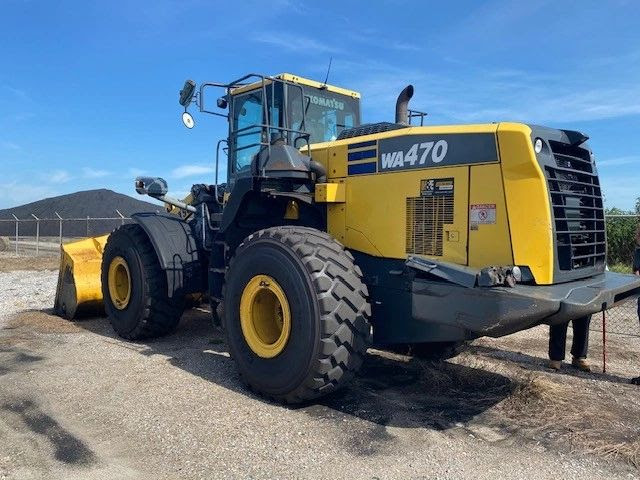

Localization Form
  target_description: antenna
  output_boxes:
[321,57,333,89]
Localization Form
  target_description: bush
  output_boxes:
[605,207,638,268]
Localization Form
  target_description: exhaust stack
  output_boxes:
[395,85,414,125]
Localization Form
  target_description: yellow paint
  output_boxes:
[313,124,500,262]
[239,275,291,358]
[315,182,345,203]
[278,73,361,98]
[284,200,299,220]
[54,235,109,318]
[327,203,346,243]
[468,163,514,268]
[498,123,554,284]
[311,124,500,176]
[230,73,360,98]
[107,256,131,310]
[165,192,193,215]
[344,167,470,263]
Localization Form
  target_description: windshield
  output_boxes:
[289,86,360,144]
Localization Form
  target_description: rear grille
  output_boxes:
[406,195,454,256]
[545,140,605,270]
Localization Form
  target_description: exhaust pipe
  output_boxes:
[395,85,414,125]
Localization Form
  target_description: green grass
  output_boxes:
[609,262,633,274]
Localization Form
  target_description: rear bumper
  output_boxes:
[411,271,640,338]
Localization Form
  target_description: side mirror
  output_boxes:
[135,176,168,197]
[182,111,195,129]
[217,96,228,109]
[179,79,196,107]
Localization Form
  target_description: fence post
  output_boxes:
[55,212,63,247]
[11,214,18,255]
[31,214,40,256]
[602,310,606,374]
[86,216,89,237]
[115,209,125,226]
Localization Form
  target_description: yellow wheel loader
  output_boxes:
[55,72,640,403]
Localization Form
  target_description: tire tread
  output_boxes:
[226,226,371,403]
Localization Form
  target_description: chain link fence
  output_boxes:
[592,295,640,338]
[0,212,132,256]
[1,212,640,337]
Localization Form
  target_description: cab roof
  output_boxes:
[230,73,361,99]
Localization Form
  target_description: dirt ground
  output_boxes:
[1,259,640,479]
[0,253,59,272]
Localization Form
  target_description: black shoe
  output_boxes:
[631,377,640,385]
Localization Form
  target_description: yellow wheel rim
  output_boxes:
[108,256,131,310]
[239,275,291,358]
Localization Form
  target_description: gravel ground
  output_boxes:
[0,269,58,323]
[1,266,639,479]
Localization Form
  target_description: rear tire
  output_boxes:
[101,223,184,340]
[223,226,371,403]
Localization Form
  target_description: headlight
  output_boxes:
[534,138,543,154]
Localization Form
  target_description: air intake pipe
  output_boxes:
[395,85,414,125]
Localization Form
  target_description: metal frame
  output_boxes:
[408,109,428,126]
[189,73,312,194]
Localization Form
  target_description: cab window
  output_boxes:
[232,91,263,173]
[288,86,359,144]
[231,85,284,173]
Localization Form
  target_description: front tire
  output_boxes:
[223,226,371,403]
[101,224,184,340]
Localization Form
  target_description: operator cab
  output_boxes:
[179,73,361,188]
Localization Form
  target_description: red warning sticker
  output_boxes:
[470,204,496,225]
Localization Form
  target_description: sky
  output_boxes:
[1,0,639,211]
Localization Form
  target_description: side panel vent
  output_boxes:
[406,192,454,256]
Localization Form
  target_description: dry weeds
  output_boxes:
[493,372,640,466]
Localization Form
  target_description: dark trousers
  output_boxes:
[548,315,591,361]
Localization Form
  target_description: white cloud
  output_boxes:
[253,32,340,54]
[600,173,640,211]
[0,140,21,151]
[597,156,640,168]
[127,167,147,178]
[335,58,640,125]
[0,181,58,209]
[49,170,72,184]
[82,167,111,178]
[170,164,214,179]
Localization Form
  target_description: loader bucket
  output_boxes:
[54,235,109,320]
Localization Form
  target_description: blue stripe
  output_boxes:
[348,162,377,175]
[348,140,377,150]
[347,149,377,161]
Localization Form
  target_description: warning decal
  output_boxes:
[470,204,496,225]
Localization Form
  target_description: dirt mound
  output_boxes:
[0,189,162,237]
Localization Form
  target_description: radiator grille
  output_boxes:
[406,195,454,256]
[545,140,606,270]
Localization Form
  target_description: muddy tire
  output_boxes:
[101,223,184,340]
[223,226,371,404]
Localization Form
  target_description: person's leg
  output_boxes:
[570,315,592,372]
[570,315,591,358]
[548,322,569,369]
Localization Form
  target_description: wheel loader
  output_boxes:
[55,72,640,403]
